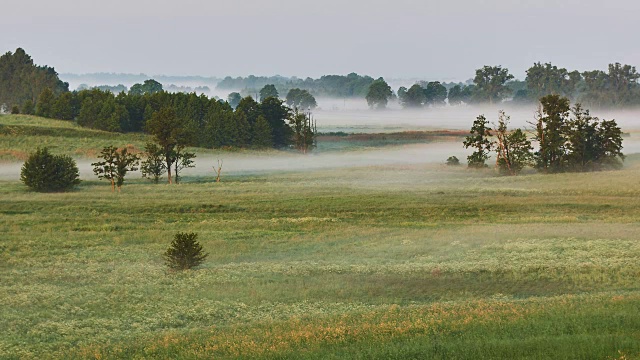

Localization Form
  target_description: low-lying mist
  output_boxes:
[313,98,640,132]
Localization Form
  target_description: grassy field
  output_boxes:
[1,115,640,359]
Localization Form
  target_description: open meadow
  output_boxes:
[1,115,640,359]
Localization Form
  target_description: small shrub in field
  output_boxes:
[11,105,20,114]
[164,232,208,270]
[20,147,81,192]
[446,156,460,166]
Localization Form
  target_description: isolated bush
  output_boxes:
[446,156,461,166]
[11,105,19,114]
[20,147,81,192]
[164,232,208,271]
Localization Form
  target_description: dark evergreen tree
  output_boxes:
[51,92,74,120]
[252,115,273,148]
[21,148,80,192]
[0,48,69,109]
[534,95,570,172]
[164,232,208,271]
[35,88,55,118]
[260,97,292,148]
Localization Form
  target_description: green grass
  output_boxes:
[2,158,640,359]
[2,114,640,358]
[0,114,149,160]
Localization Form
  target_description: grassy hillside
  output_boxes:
[0,114,149,161]
[1,160,640,359]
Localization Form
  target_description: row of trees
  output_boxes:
[20,84,315,151]
[464,95,625,174]
[217,73,375,99]
[227,87,318,110]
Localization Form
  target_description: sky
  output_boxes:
[2,0,638,81]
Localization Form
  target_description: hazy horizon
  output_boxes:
[2,0,639,81]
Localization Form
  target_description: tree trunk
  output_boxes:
[166,154,173,184]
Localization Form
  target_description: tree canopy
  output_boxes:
[0,48,68,109]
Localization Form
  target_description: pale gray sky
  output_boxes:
[2,0,638,80]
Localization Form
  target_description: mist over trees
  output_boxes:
[217,73,375,99]
[366,78,393,109]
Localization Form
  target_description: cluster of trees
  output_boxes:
[0,48,69,111]
[464,95,625,174]
[512,62,640,107]
[217,73,375,98]
[1,50,316,152]
[365,63,640,110]
[30,86,309,150]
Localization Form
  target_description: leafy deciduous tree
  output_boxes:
[463,115,493,168]
[473,66,514,104]
[141,142,167,183]
[366,78,393,109]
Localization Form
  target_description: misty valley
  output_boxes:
[1,47,640,359]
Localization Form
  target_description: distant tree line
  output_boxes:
[217,73,375,99]
[396,63,640,109]
[463,95,625,175]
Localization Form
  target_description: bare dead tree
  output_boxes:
[213,159,223,182]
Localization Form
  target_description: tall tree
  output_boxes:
[463,115,493,168]
[145,107,188,184]
[365,78,393,109]
[473,65,514,104]
[260,97,292,148]
[534,95,571,172]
